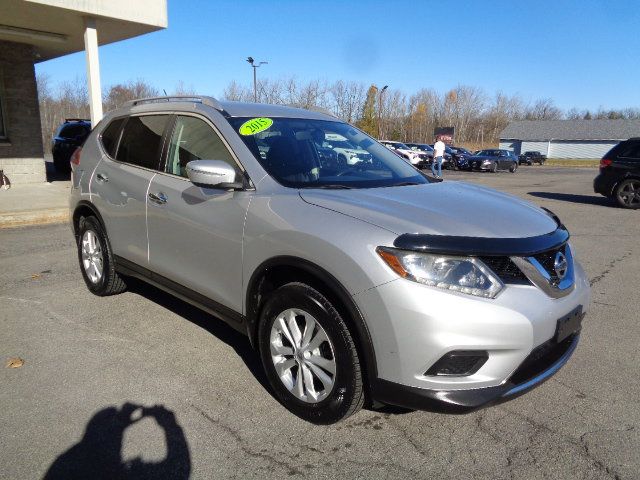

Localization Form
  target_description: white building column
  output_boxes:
[83,17,103,125]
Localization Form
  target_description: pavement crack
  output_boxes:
[590,251,632,286]
[191,404,303,476]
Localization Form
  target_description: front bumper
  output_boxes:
[354,256,590,411]
[371,333,580,412]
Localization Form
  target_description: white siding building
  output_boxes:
[499,119,640,159]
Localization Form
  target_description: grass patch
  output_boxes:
[545,158,600,167]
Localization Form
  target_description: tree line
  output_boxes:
[37,73,640,150]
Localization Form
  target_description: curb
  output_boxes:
[0,208,69,229]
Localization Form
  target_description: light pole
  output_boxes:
[378,85,388,139]
[246,56,268,103]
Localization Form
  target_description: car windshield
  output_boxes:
[476,149,501,156]
[229,117,428,188]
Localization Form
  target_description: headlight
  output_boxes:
[376,247,504,298]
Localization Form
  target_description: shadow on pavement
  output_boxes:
[126,278,270,393]
[528,191,614,207]
[43,403,190,480]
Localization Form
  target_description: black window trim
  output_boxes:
[156,111,253,188]
[98,115,127,159]
[100,112,173,173]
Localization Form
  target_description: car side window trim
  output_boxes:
[106,112,172,173]
[98,115,127,160]
[156,111,252,186]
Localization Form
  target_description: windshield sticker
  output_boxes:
[239,117,273,136]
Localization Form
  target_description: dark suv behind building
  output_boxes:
[52,119,91,173]
[594,138,640,209]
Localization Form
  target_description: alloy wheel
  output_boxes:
[81,230,103,283]
[618,180,640,207]
[270,308,336,403]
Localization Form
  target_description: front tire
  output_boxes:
[258,282,364,424]
[77,216,127,295]
[491,162,498,173]
[509,162,518,173]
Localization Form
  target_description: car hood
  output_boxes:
[299,182,558,237]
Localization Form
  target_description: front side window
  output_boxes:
[165,116,237,178]
[229,117,428,188]
[115,115,169,169]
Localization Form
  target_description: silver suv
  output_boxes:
[69,96,590,424]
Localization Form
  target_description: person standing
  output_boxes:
[432,136,446,178]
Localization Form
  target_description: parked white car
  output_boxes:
[379,140,424,167]
[325,134,372,165]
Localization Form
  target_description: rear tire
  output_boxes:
[509,162,518,173]
[615,179,640,209]
[77,216,127,296]
[258,282,364,424]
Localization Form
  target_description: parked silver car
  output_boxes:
[69,96,590,424]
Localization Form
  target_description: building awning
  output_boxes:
[0,0,167,62]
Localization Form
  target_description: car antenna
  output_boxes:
[163,89,168,96]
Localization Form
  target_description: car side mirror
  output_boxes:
[186,160,243,189]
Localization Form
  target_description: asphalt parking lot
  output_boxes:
[1,166,638,479]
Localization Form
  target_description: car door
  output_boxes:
[146,113,252,315]
[90,114,170,266]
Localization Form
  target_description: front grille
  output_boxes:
[480,256,529,284]
[508,334,576,385]
[531,245,566,284]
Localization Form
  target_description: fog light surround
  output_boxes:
[425,350,489,376]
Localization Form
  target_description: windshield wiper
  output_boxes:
[390,181,421,187]
[307,184,353,190]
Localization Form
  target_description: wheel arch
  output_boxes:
[611,173,640,196]
[245,256,378,385]
[72,200,107,239]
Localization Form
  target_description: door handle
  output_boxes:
[148,192,167,205]
[95,172,108,183]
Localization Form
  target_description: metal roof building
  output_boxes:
[499,119,640,159]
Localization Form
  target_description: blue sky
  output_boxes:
[36,0,640,111]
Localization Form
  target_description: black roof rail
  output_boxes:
[123,95,226,112]
[65,118,90,123]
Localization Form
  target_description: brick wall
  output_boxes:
[0,40,46,183]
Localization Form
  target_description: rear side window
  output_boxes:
[617,142,640,159]
[100,118,125,157]
[116,115,169,169]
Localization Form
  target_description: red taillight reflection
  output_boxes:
[70,147,82,167]
[600,158,612,168]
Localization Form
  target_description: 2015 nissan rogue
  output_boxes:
[69,96,590,424]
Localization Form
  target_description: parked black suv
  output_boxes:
[594,138,640,209]
[518,151,546,165]
[51,119,91,173]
